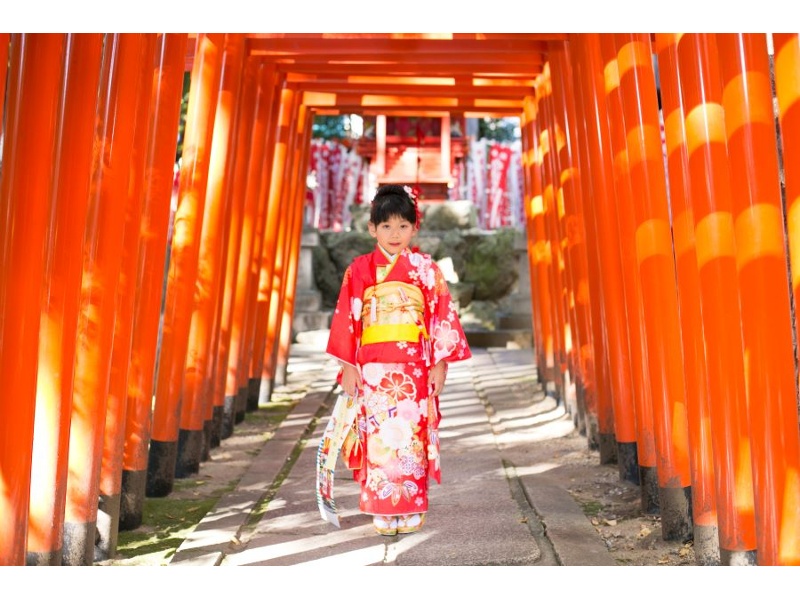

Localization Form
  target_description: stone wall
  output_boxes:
[295,200,534,348]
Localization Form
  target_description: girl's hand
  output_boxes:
[428,360,448,397]
[340,363,362,397]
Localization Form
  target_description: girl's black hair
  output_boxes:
[369,184,417,225]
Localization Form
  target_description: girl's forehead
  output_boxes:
[378,215,412,225]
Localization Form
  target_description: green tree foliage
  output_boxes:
[176,71,191,163]
[312,115,352,140]
[477,117,519,142]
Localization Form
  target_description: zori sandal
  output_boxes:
[373,515,398,536]
[397,513,426,534]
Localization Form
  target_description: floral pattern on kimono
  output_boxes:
[326,246,471,517]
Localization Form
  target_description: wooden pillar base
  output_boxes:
[598,433,617,465]
[95,492,121,561]
[210,407,223,447]
[659,485,693,542]
[202,418,213,460]
[274,361,288,386]
[221,395,236,439]
[146,439,177,497]
[585,414,599,451]
[616,441,639,484]
[247,377,260,412]
[693,523,721,565]
[639,465,660,515]
[62,519,96,565]
[574,377,587,437]
[119,468,146,530]
[26,548,61,566]
[720,548,757,566]
[176,428,203,478]
[234,386,247,423]
[259,378,274,406]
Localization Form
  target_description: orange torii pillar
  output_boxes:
[534,77,568,403]
[197,35,246,458]
[263,89,304,389]
[718,33,800,565]
[567,41,617,463]
[26,34,103,567]
[615,33,693,540]
[212,56,261,441]
[259,84,296,394]
[147,33,222,497]
[251,75,287,408]
[520,97,548,383]
[656,33,720,566]
[0,34,6,111]
[273,102,314,381]
[600,34,659,512]
[96,34,158,561]
[676,33,757,566]
[566,40,617,461]
[525,100,557,388]
[0,33,64,566]
[549,49,597,436]
[537,66,577,412]
[241,67,281,413]
[775,34,800,394]
[221,61,278,433]
[773,33,800,565]
[571,33,639,483]
[178,34,245,477]
[63,33,148,565]
[119,33,189,530]
[550,44,597,439]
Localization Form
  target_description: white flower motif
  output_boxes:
[396,398,422,423]
[379,416,413,450]
[362,363,385,386]
[434,320,460,357]
[408,252,421,267]
[351,298,363,321]
[423,268,436,289]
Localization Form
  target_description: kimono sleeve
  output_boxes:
[428,262,472,365]
[326,265,360,367]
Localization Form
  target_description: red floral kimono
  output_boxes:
[326,246,471,518]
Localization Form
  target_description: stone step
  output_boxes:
[503,297,534,315]
[294,328,334,348]
[465,329,533,349]
[294,290,323,312]
[292,312,332,335]
[498,313,532,330]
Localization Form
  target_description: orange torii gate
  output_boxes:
[1,33,800,567]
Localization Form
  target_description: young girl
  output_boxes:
[326,184,472,536]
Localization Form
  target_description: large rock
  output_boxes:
[432,229,468,279]
[311,243,342,309]
[313,225,523,320]
[420,200,478,230]
[462,228,519,301]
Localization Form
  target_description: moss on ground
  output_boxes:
[113,398,300,563]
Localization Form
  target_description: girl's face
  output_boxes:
[368,215,417,255]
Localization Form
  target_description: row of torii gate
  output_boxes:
[1,32,800,567]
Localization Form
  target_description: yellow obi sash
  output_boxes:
[361,281,428,346]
